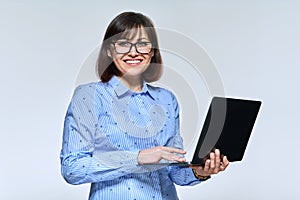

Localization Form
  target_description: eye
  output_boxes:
[136,42,150,47]
[116,41,131,47]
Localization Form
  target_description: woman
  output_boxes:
[60,11,229,200]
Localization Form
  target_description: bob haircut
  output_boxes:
[96,12,163,83]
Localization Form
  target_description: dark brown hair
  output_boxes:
[96,12,163,82]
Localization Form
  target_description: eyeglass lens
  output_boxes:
[114,41,152,54]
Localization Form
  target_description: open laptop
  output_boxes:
[140,96,262,167]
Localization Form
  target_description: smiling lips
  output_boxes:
[124,59,143,65]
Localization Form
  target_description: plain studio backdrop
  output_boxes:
[0,0,299,199]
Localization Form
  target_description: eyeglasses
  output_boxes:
[113,41,152,54]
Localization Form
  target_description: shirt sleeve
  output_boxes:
[60,84,144,185]
[167,92,202,186]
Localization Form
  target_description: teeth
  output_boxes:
[125,60,141,64]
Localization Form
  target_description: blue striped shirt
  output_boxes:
[60,76,201,200]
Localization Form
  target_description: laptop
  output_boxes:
[140,96,262,167]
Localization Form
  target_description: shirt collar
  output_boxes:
[108,76,156,100]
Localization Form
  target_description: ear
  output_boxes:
[149,50,154,59]
[107,48,112,58]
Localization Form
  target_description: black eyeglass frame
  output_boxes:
[112,41,153,54]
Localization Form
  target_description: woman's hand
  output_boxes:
[137,146,186,164]
[189,149,229,177]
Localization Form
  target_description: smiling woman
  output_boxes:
[60,11,229,200]
[105,27,155,90]
[97,12,163,84]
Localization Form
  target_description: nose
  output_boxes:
[128,44,138,56]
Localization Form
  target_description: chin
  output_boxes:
[123,64,148,75]
[123,71,144,78]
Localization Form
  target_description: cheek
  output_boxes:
[145,54,154,63]
[147,52,154,62]
[113,55,124,64]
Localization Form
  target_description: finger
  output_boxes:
[204,159,210,171]
[222,156,229,168]
[213,149,222,173]
[162,146,186,154]
[223,155,229,165]
[214,149,221,171]
[161,151,186,162]
[176,157,186,162]
[218,156,229,171]
[209,152,215,169]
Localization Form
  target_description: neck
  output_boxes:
[118,75,143,92]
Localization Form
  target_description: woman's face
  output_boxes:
[108,27,154,79]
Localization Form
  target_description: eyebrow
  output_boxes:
[118,37,150,41]
[137,38,149,41]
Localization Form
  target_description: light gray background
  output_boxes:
[1,0,299,199]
